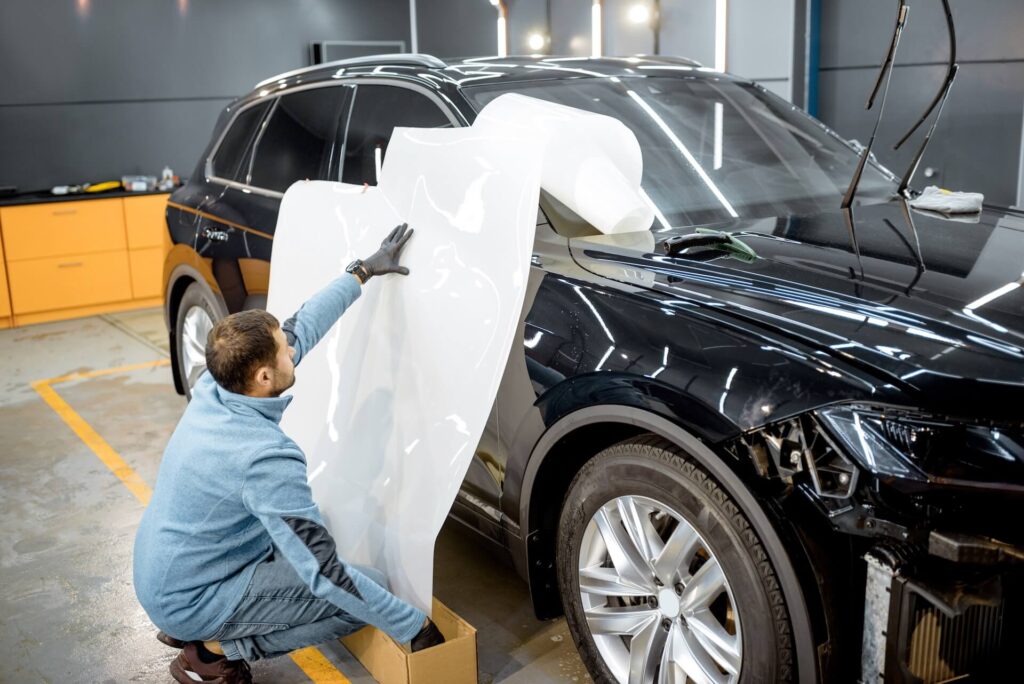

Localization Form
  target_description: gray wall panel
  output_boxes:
[0,100,227,191]
[817,0,1024,206]
[818,62,1024,205]
[417,0,497,58]
[605,0,654,57]
[728,0,793,79]
[509,0,551,56]
[0,0,410,190]
[550,0,592,56]
[0,0,411,105]
[821,0,1024,68]
[659,0,716,67]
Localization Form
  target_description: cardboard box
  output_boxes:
[341,598,477,684]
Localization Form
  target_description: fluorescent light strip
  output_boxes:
[715,0,728,72]
[497,16,508,57]
[714,102,723,170]
[591,2,602,57]
[409,0,418,53]
[627,90,738,217]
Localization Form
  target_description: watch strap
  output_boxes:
[346,259,371,284]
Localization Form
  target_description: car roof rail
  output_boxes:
[631,55,703,67]
[255,54,447,89]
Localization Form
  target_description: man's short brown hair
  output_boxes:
[205,310,281,394]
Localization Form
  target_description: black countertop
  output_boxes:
[0,188,174,208]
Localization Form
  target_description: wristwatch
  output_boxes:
[346,259,371,285]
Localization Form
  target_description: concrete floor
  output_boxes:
[0,309,592,683]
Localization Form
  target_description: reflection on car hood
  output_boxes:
[570,200,1024,422]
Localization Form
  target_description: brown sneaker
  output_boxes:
[157,630,186,648]
[169,642,252,684]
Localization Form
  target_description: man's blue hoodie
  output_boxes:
[133,275,425,644]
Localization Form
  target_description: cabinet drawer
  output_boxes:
[124,194,170,249]
[0,227,10,318]
[8,250,132,314]
[1,199,126,261]
[129,247,164,299]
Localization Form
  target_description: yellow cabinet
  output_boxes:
[7,250,133,315]
[123,194,169,249]
[0,218,11,326]
[1,198,126,261]
[129,247,164,299]
[0,193,170,326]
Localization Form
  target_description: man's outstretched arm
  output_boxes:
[282,222,414,365]
[241,447,427,643]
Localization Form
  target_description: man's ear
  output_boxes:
[253,365,274,390]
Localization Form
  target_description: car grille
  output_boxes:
[900,594,1004,683]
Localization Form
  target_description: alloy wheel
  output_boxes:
[578,495,742,684]
[181,305,214,389]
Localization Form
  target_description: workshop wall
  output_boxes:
[816,0,1024,206]
[416,0,497,58]
[0,0,411,192]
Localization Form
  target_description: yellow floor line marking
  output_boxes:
[32,379,155,505]
[45,358,171,384]
[290,647,353,683]
[31,360,352,684]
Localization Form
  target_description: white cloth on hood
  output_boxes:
[908,185,984,214]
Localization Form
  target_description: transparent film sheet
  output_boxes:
[267,94,651,612]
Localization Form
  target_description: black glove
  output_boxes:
[362,223,414,279]
[410,618,446,652]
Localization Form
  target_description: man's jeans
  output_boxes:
[209,552,390,661]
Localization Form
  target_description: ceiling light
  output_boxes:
[628,4,651,24]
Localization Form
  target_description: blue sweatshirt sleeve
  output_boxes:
[281,274,362,366]
[240,446,426,643]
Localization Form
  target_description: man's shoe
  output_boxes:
[169,643,252,684]
[410,618,446,652]
[157,630,186,648]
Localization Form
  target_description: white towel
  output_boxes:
[908,185,984,214]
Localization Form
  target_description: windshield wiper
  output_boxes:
[841,0,909,209]
[894,0,958,196]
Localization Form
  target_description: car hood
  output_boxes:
[569,200,1024,423]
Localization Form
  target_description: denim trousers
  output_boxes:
[209,551,389,662]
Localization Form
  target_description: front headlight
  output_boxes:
[816,405,1024,488]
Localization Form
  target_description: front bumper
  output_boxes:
[860,539,1022,683]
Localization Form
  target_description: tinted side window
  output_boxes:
[342,85,452,186]
[210,102,270,182]
[248,86,353,193]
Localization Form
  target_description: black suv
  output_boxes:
[163,54,1024,683]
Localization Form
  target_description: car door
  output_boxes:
[338,82,530,529]
[203,84,355,311]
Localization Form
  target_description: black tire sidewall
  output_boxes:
[174,282,222,399]
[556,443,787,683]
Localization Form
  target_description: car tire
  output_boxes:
[174,282,222,399]
[556,435,794,684]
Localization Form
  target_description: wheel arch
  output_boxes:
[519,405,820,683]
[165,259,228,395]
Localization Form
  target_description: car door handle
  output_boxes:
[202,228,229,242]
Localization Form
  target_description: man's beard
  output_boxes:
[269,369,296,397]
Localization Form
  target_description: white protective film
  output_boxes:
[267,94,651,613]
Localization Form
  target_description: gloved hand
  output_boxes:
[362,223,414,279]
[410,618,445,652]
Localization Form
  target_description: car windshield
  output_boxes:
[463,76,898,228]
